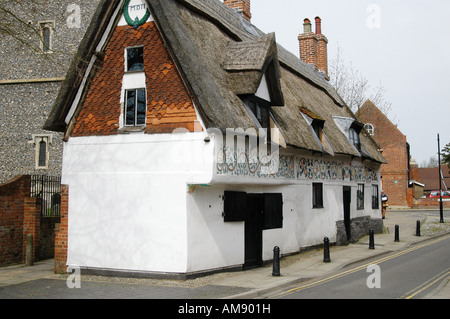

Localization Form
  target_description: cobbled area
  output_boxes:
[421,216,450,237]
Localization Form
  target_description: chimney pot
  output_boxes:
[315,16,322,34]
[303,18,312,33]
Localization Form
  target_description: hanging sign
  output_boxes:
[123,0,151,29]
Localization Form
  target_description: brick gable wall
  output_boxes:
[357,101,409,207]
[72,21,201,137]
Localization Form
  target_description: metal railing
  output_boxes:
[31,175,61,217]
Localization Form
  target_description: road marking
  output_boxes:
[400,267,450,299]
[271,235,450,299]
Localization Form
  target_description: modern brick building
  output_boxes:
[356,100,411,207]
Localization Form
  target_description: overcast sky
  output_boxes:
[248,0,450,166]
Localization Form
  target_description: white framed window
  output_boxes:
[357,184,365,210]
[372,185,380,209]
[39,21,55,53]
[349,127,361,151]
[126,46,144,72]
[29,135,52,169]
[312,182,324,208]
[125,88,146,126]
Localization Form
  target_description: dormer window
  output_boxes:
[300,107,333,154]
[349,121,363,151]
[312,120,325,144]
[246,97,270,128]
[243,96,271,141]
[126,46,144,72]
[349,128,360,150]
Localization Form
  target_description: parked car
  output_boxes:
[426,190,450,198]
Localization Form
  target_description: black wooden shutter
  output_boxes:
[263,193,283,229]
[223,191,247,222]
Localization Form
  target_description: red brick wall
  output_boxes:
[411,198,450,209]
[54,184,68,274]
[0,176,28,266]
[0,176,42,266]
[72,21,202,137]
[23,197,41,262]
[299,31,318,66]
[357,101,409,207]
[298,17,328,78]
[0,195,25,266]
[379,144,409,206]
[0,175,58,266]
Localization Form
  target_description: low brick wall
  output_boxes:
[0,175,60,266]
[0,176,31,266]
[411,197,450,209]
[54,184,69,274]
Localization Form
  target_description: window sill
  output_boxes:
[124,70,145,74]
[118,126,146,134]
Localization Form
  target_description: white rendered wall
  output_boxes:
[184,141,382,272]
[62,132,214,273]
[185,182,348,272]
[62,131,381,274]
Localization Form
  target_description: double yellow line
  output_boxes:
[271,235,450,299]
[400,267,450,299]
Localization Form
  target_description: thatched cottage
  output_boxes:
[45,0,385,277]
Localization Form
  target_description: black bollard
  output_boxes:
[369,229,375,249]
[394,225,400,242]
[323,237,331,262]
[416,220,421,236]
[272,246,280,276]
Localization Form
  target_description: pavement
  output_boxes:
[0,209,449,299]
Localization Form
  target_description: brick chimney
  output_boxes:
[298,17,329,80]
[224,0,252,22]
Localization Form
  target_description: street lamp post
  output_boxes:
[438,134,444,223]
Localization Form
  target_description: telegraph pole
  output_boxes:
[438,134,444,223]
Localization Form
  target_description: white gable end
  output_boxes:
[255,74,271,102]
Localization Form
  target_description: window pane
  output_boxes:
[43,27,51,52]
[127,47,144,71]
[357,184,365,210]
[125,90,136,126]
[349,128,360,150]
[372,185,379,209]
[313,183,323,208]
[38,140,47,167]
[136,89,146,125]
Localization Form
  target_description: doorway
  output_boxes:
[223,191,283,269]
[343,186,351,241]
[244,194,263,269]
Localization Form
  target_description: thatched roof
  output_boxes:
[44,0,385,163]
